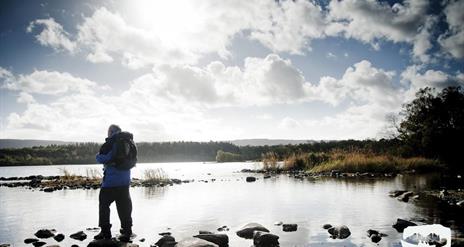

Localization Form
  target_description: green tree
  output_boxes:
[398,87,464,171]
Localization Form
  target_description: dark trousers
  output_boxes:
[99,186,133,231]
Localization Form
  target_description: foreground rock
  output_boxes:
[392,218,417,233]
[87,239,139,247]
[34,229,55,238]
[24,238,39,244]
[193,234,228,247]
[367,229,387,243]
[282,224,297,232]
[253,231,279,247]
[246,177,257,182]
[32,241,46,247]
[236,223,269,239]
[175,237,218,247]
[70,231,87,241]
[322,224,332,230]
[154,235,176,247]
[53,233,65,242]
[327,225,351,239]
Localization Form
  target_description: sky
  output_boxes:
[0,0,463,142]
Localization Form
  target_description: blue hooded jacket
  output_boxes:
[96,133,131,188]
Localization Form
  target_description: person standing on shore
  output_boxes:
[94,124,137,241]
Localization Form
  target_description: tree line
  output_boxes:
[1,87,462,172]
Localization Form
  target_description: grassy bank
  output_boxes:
[261,151,443,174]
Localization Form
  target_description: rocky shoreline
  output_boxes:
[0,175,192,192]
[0,219,424,247]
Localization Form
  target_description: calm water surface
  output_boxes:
[0,162,462,247]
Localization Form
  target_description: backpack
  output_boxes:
[112,132,137,170]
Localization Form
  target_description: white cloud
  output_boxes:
[327,0,434,62]
[439,0,464,59]
[27,18,76,53]
[1,68,97,95]
[279,117,302,129]
[16,92,36,104]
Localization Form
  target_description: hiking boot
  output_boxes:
[94,228,112,240]
[118,228,133,242]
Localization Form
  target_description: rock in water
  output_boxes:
[32,242,46,247]
[397,191,414,202]
[70,231,87,241]
[282,224,297,232]
[34,229,55,238]
[236,223,269,239]
[246,177,257,182]
[322,224,332,230]
[392,218,417,233]
[253,231,279,247]
[24,238,39,244]
[53,233,65,242]
[371,234,382,243]
[175,237,218,247]
[328,225,351,239]
[154,235,176,247]
[87,239,118,247]
[194,234,228,247]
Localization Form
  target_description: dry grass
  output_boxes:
[143,168,169,184]
[59,167,80,180]
[308,151,442,173]
[86,168,102,180]
[262,152,280,171]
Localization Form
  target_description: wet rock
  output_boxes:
[0,244,10,247]
[35,229,55,238]
[43,187,55,192]
[328,225,351,239]
[253,231,279,247]
[33,242,46,247]
[154,235,176,247]
[370,234,382,243]
[389,190,407,197]
[282,224,297,232]
[246,177,256,182]
[175,237,218,247]
[216,226,229,232]
[392,218,417,233]
[71,245,79,247]
[397,191,414,202]
[194,234,228,247]
[139,238,145,242]
[53,234,65,242]
[322,224,332,230]
[236,223,270,239]
[70,231,87,241]
[263,175,271,179]
[24,238,39,244]
[87,239,118,247]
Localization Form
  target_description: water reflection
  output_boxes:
[0,163,462,247]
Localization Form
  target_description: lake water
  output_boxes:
[0,162,462,247]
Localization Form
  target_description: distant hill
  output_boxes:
[0,138,316,149]
[230,139,316,146]
[0,139,73,149]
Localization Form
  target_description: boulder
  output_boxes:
[282,224,297,232]
[370,234,382,243]
[236,223,269,239]
[87,239,118,247]
[193,234,228,247]
[154,235,176,247]
[53,234,65,242]
[175,237,218,247]
[70,231,87,241]
[322,224,332,230]
[246,177,257,182]
[35,229,55,238]
[24,238,39,244]
[327,225,351,239]
[32,242,46,247]
[253,231,279,247]
[392,218,417,233]
[397,191,414,202]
